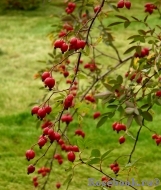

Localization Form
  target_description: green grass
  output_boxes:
[0,0,161,190]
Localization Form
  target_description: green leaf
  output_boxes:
[90,149,101,158]
[124,21,131,28]
[117,75,123,84]
[134,115,143,126]
[124,46,136,54]
[126,115,134,128]
[107,104,117,109]
[131,16,140,21]
[115,15,129,21]
[155,185,161,190]
[65,166,72,172]
[83,45,90,56]
[101,149,114,160]
[77,139,85,149]
[142,111,153,121]
[63,174,72,185]
[108,21,123,27]
[87,158,100,165]
[126,130,136,140]
[125,107,135,114]
[96,116,108,128]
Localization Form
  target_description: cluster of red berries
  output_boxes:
[110,162,120,174]
[31,104,52,120]
[75,129,85,138]
[38,166,50,177]
[54,36,86,54]
[117,0,131,9]
[54,153,63,165]
[64,94,74,110]
[112,122,126,133]
[93,111,101,119]
[101,176,112,188]
[65,2,76,14]
[152,134,161,146]
[134,47,149,58]
[58,23,73,38]
[144,3,157,14]
[41,71,55,90]
[32,176,38,187]
[57,64,69,78]
[84,62,97,72]
[125,71,143,84]
[61,113,73,124]
[85,94,96,103]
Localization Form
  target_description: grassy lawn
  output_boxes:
[0,0,161,190]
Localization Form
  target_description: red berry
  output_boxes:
[93,111,101,119]
[58,159,63,165]
[67,151,76,162]
[54,39,64,49]
[63,71,69,78]
[119,136,126,144]
[61,43,68,53]
[112,166,120,174]
[38,137,47,148]
[33,176,38,182]
[61,114,73,124]
[27,164,35,174]
[44,77,55,90]
[37,108,46,120]
[125,1,131,9]
[54,154,62,160]
[45,105,52,114]
[155,138,161,146]
[156,90,161,97]
[33,181,38,187]
[41,71,51,81]
[94,5,101,13]
[58,139,65,145]
[58,30,66,38]
[31,106,39,115]
[117,0,124,8]
[56,182,61,189]
[43,127,50,135]
[72,145,79,152]
[25,149,35,161]
[152,134,158,139]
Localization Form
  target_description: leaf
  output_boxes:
[131,16,140,21]
[90,149,101,158]
[108,21,123,27]
[142,111,153,121]
[140,104,150,109]
[101,149,114,160]
[144,15,148,22]
[65,166,72,172]
[125,101,135,108]
[155,185,161,189]
[125,107,135,114]
[115,15,129,21]
[63,174,72,185]
[96,116,108,128]
[126,130,136,140]
[107,104,117,109]
[134,115,143,126]
[87,158,100,165]
[124,46,136,54]
[124,21,131,28]
[117,75,123,84]
[94,91,112,99]
[94,36,102,46]
[83,45,90,56]
[126,115,134,128]
[77,139,85,149]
